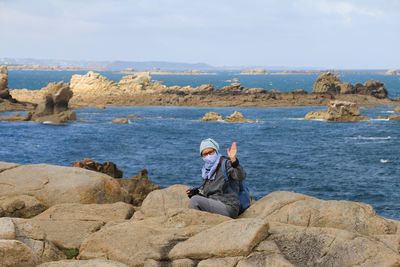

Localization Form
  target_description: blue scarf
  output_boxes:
[201,153,222,180]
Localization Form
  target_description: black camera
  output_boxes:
[187,187,199,198]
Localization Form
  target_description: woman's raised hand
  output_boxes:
[227,142,237,162]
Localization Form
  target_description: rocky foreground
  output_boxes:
[0,161,399,266]
[6,69,400,111]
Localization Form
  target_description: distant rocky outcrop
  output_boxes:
[72,158,123,178]
[385,69,399,75]
[221,82,244,92]
[0,66,13,101]
[240,68,268,75]
[201,111,255,123]
[313,72,388,98]
[30,82,76,123]
[70,71,118,94]
[305,100,369,122]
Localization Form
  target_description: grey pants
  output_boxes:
[189,195,236,218]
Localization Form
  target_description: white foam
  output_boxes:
[349,135,391,140]
[380,159,390,163]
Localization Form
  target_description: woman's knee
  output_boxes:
[188,195,203,209]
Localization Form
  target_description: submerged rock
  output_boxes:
[72,158,124,178]
[305,100,369,122]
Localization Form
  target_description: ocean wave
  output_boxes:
[380,159,390,163]
[287,118,305,121]
[347,135,392,140]
[370,118,390,121]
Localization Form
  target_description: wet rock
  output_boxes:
[305,100,369,122]
[394,107,400,113]
[112,117,129,124]
[224,111,255,123]
[72,158,123,178]
[118,169,161,206]
[201,112,223,121]
[0,113,31,122]
[389,115,400,121]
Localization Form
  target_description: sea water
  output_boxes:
[1,104,399,219]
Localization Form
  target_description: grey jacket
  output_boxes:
[200,156,246,217]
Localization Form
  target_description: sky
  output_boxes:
[0,0,399,69]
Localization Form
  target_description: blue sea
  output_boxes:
[1,71,400,220]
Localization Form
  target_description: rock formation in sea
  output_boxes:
[201,111,255,123]
[30,82,76,123]
[240,68,268,75]
[305,100,369,122]
[385,69,400,75]
[0,161,399,266]
[112,117,129,124]
[313,72,388,98]
[0,66,36,113]
[72,158,124,178]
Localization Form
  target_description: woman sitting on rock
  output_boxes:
[187,138,246,218]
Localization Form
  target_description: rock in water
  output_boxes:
[112,118,129,124]
[0,65,17,103]
[31,82,76,124]
[201,112,224,121]
[72,158,124,178]
[305,100,369,122]
[313,72,342,94]
[225,111,255,123]
[355,80,388,99]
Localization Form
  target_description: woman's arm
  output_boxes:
[226,158,246,181]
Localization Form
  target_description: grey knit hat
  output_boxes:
[199,138,219,155]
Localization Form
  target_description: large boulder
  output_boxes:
[305,100,369,122]
[118,72,152,93]
[240,191,397,236]
[0,163,129,207]
[79,208,229,266]
[132,184,190,219]
[313,72,342,94]
[168,218,269,259]
[266,222,400,267]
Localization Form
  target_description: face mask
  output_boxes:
[203,152,219,164]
